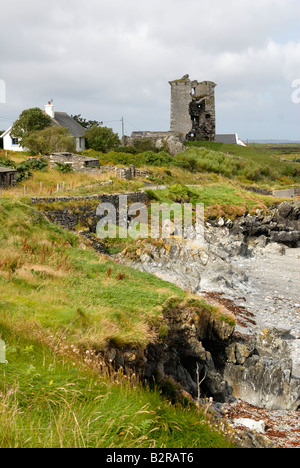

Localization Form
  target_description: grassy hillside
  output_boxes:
[0,320,235,448]
[149,182,280,220]
[184,141,300,186]
[0,199,236,448]
[0,199,185,349]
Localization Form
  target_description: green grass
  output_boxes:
[0,199,185,349]
[151,182,279,220]
[184,141,300,186]
[0,322,235,448]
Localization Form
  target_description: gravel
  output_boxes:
[224,246,300,378]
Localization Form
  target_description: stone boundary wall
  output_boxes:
[49,153,148,180]
[242,185,300,198]
[31,191,148,205]
[32,191,149,233]
[67,164,148,180]
[294,187,300,196]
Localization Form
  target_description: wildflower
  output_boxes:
[49,380,53,386]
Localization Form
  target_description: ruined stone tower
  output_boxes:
[169,75,216,141]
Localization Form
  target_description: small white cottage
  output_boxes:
[1,102,86,152]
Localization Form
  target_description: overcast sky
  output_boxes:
[0,0,300,141]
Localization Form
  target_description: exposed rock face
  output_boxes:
[123,132,185,156]
[144,300,235,402]
[224,328,300,410]
[118,214,300,410]
[105,304,300,410]
[120,225,253,295]
[105,299,236,402]
[230,201,300,247]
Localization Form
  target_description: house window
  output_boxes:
[11,138,19,146]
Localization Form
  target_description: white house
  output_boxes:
[1,102,86,152]
[1,126,23,151]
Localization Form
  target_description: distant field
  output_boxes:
[249,142,300,155]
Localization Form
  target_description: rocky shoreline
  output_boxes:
[118,201,300,378]
[115,201,300,447]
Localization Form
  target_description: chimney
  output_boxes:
[45,100,55,119]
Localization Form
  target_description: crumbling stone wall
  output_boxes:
[49,153,148,180]
[50,153,100,171]
[32,191,149,232]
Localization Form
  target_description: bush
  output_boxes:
[15,161,32,182]
[139,151,172,167]
[55,162,73,173]
[0,156,49,183]
[167,184,198,203]
[85,126,120,152]
[22,126,76,155]
[145,189,160,201]
[133,138,157,153]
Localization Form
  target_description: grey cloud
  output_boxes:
[0,0,300,139]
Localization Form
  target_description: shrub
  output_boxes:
[22,126,76,155]
[145,189,159,201]
[55,162,73,173]
[167,184,198,203]
[133,138,157,153]
[139,151,172,167]
[85,126,120,153]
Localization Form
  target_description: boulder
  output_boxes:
[232,418,266,434]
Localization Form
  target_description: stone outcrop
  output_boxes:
[230,201,300,247]
[123,131,185,156]
[224,328,300,410]
[120,225,253,295]
[104,303,300,410]
[118,224,300,410]
[104,298,236,402]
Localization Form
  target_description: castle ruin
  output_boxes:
[124,75,216,154]
[170,75,216,141]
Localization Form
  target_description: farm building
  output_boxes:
[0,167,17,188]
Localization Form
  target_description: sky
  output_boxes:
[0,0,300,141]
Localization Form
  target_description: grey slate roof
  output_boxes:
[215,134,238,144]
[52,112,86,137]
[0,167,17,173]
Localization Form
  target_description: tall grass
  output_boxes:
[0,199,185,349]
[0,314,236,448]
[0,169,115,199]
